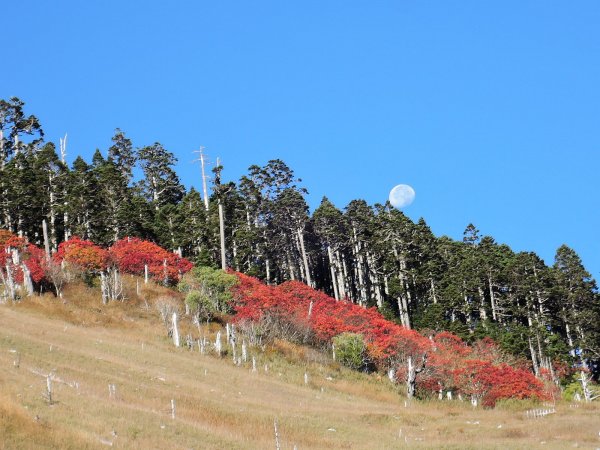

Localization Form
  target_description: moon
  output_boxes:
[389,184,416,209]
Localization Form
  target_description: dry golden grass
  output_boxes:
[1,279,599,449]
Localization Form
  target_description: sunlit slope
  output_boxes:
[0,296,598,449]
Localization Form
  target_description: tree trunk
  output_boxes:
[488,274,497,321]
[297,227,312,287]
[218,201,226,270]
[406,354,427,399]
[327,246,340,300]
[341,256,351,301]
[528,336,540,377]
[562,306,576,357]
[42,219,51,259]
[21,263,33,296]
[352,227,367,307]
[200,150,209,211]
[60,134,69,240]
[265,258,271,285]
[172,312,180,347]
[286,250,295,280]
[367,252,383,308]
[334,251,346,300]
[398,257,411,329]
[430,277,438,304]
[478,286,488,323]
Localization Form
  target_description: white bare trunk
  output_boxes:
[352,227,367,306]
[334,251,346,300]
[21,263,33,296]
[265,258,271,285]
[172,312,180,347]
[488,275,497,321]
[200,150,209,211]
[42,219,51,259]
[297,227,312,287]
[3,263,16,301]
[218,201,226,270]
[528,336,540,377]
[286,251,295,280]
[478,286,488,323]
[398,257,411,329]
[367,252,384,308]
[60,134,70,241]
[327,246,340,300]
[341,253,351,300]
[430,278,438,305]
[215,331,222,355]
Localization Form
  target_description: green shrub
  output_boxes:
[178,266,238,315]
[563,379,600,401]
[185,291,217,323]
[333,332,367,370]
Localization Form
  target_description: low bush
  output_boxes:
[333,332,368,370]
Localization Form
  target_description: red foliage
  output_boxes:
[229,272,551,407]
[21,244,46,283]
[55,237,108,272]
[231,274,431,364]
[0,233,47,284]
[108,237,192,283]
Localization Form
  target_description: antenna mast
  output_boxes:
[199,147,209,211]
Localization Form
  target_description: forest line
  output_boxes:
[1,96,598,379]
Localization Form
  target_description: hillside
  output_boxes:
[1,280,599,449]
[1,96,599,379]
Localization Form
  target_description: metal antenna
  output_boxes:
[192,146,210,211]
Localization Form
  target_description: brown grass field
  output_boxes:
[0,278,599,449]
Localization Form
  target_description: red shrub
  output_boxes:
[1,234,46,284]
[109,237,192,283]
[55,237,107,272]
[229,272,551,406]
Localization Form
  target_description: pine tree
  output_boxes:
[90,150,136,244]
[34,143,68,251]
[137,142,184,210]
[271,188,313,286]
[553,245,600,365]
[313,197,349,299]
[0,97,43,164]
[66,157,96,239]
[177,188,208,260]
[345,200,379,305]
[108,129,136,183]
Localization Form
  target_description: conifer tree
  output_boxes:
[138,142,184,210]
[553,245,600,365]
[313,197,349,299]
[108,129,136,183]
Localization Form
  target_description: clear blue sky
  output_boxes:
[3,1,599,278]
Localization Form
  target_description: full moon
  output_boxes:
[389,184,416,209]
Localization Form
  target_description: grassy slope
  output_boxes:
[0,280,599,450]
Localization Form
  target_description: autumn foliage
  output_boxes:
[1,231,193,291]
[55,237,108,272]
[0,232,46,284]
[230,272,550,406]
[52,236,193,284]
[108,237,192,284]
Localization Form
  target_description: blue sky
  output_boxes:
[3,1,599,278]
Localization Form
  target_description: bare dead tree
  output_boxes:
[406,353,427,399]
[45,259,66,299]
[100,267,125,304]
